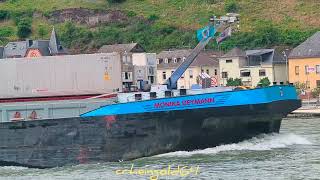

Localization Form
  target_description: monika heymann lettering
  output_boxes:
[115,164,200,179]
[154,97,214,108]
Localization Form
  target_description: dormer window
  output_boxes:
[182,57,186,62]
[157,59,160,64]
[173,58,177,63]
[165,58,168,64]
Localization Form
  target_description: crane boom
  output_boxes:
[165,36,214,89]
[164,15,239,89]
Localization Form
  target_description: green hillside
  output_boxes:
[0,0,319,53]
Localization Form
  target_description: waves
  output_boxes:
[156,133,312,157]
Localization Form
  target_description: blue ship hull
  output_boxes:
[0,85,301,168]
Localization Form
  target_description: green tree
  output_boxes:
[37,25,48,39]
[17,18,32,38]
[226,78,242,86]
[257,77,270,87]
[294,82,306,95]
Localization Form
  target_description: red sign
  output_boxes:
[154,98,214,108]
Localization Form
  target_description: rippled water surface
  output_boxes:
[1,117,319,180]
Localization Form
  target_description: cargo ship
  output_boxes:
[0,17,301,168]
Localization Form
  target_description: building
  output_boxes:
[288,31,320,90]
[99,43,157,91]
[156,49,220,89]
[219,47,286,87]
[98,43,145,91]
[132,53,157,89]
[0,28,67,59]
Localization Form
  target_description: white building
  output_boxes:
[219,48,286,87]
[156,49,221,89]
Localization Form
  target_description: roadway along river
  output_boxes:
[0,117,319,180]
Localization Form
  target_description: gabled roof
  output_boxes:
[289,31,320,59]
[157,49,192,59]
[157,49,220,69]
[221,47,246,58]
[98,43,145,53]
[1,27,67,59]
[0,47,3,59]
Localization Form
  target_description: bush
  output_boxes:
[0,10,9,20]
[226,78,242,86]
[311,88,320,98]
[107,0,126,3]
[17,18,32,38]
[225,0,238,13]
[294,82,307,95]
[257,77,270,87]
[148,14,159,21]
[0,27,14,37]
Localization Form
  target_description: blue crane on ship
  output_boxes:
[164,15,238,89]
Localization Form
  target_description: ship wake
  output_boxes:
[156,133,312,157]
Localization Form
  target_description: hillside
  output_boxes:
[0,0,320,53]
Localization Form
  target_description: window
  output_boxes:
[317,80,320,87]
[214,69,217,76]
[148,76,155,84]
[164,58,168,64]
[162,71,166,80]
[206,69,210,75]
[122,72,132,80]
[316,65,320,74]
[182,57,186,62]
[156,59,160,64]
[222,72,228,78]
[306,81,310,89]
[173,58,177,63]
[240,70,251,77]
[295,66,299,75]
[189,69,193,78]
[226,59,233,63]
[305,65,309,74]
[259,69,266,76]
[148,67,154,75]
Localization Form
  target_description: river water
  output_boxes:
[0,117,319,180]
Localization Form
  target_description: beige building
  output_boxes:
[157,49,220,89]
[219,48,286,87]
[132,53,157,89]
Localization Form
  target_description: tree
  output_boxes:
[37,25,48,39]
[294,82,307,95]
[17,18,32,38]
[226,78,242,86]
[257,77,270,87]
